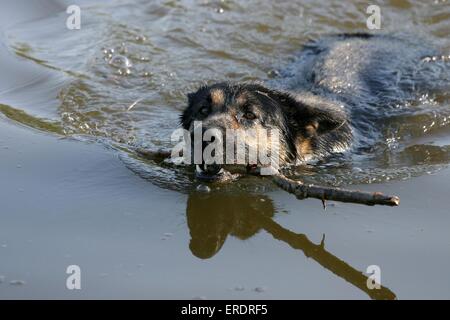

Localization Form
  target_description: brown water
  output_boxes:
[0,0,450,299]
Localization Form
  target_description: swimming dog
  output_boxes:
[180,33,448,180]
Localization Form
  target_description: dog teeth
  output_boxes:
[196,164,223,175]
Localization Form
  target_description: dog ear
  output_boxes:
[299,102,347,137]
[275,91,348,137]
[180,92,196,129]
[251,85,347,137]
[187,92,195,105]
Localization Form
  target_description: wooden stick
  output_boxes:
[135,148,172,161]
[134,148,400,206]
[272,174,400,207]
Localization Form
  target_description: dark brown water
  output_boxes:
[0,0,450,299]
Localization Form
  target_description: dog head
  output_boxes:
[180,82,351,180]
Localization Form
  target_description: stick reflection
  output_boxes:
[186,190,396,300]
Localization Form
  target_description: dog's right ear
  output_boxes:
[181,86,211,129]
[180,92,196,129]
[187,92,195,105]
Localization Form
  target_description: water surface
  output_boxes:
[1,0,450,299]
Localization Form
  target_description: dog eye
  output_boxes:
[199,106,209,115]
[243,111,256,120]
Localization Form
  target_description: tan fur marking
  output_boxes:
[230,113,240,129]
[296,138,313,160]
[210,89,225,106]
[305,121,319,137]
[236,94,247,106]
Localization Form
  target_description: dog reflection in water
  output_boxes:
[186,191,396,300]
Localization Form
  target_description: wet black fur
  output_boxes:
[181,82,352,163]
[181,33,445,164]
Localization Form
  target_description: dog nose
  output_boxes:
[199,163,222,175]
[201,133,223,173]
[197,127,224,175]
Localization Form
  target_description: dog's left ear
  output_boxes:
[278,92,347,137]
[299,101,347,137]
[253,86,347,136]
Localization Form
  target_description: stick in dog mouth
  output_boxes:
[135,148,400,207]
[272,175,400,207]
